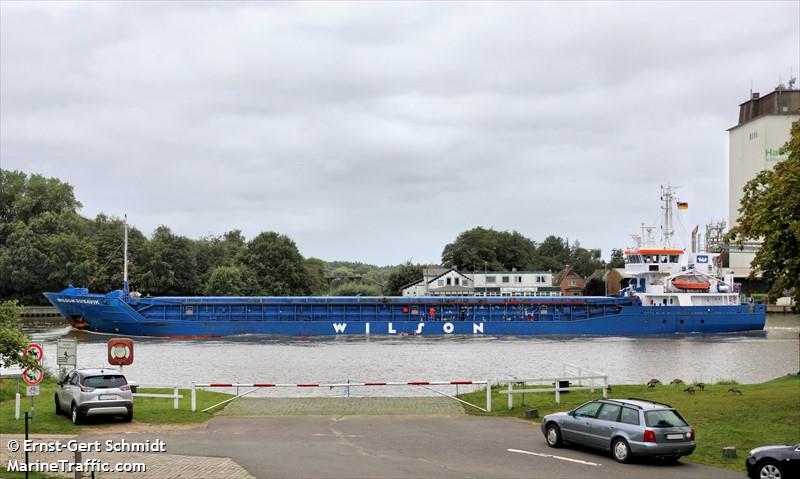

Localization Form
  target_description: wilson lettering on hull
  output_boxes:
[44,288,765,337]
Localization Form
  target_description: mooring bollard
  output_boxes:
[722,447,737,458]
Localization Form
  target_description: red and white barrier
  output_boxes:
[191,379,492,413]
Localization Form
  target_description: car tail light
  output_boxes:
[690,428,695,440]
[119,384,130,391]
[80,385,95,392]
[644,429,656,443]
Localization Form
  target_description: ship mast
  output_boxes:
[123,214,129,294]
[660,184,675,248]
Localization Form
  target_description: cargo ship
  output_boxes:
[44,186,766,337]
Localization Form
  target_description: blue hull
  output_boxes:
[44,288,766,337]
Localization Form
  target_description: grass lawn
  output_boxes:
[458,375,800,472]
[0,378,232,435]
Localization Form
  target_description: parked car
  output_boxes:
[541,398,695,463]
[746,444,800,479]
[55,368,133,424]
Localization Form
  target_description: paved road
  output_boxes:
[80,416,744,479]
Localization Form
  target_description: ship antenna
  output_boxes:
[123,214,129,295]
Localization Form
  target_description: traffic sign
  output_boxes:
[26,385,40,396]
[57,338,77,366]
[23,343,44,363]
[22,367,44,386]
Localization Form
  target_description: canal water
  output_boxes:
[19,315,800,397]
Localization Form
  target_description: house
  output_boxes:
[553,266,585,296]
[604,268,631,296]
[401,267,560,297]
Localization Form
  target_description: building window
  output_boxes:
[569,280,576,287]
[486,276,496,283]
[446,278,452,286]
[515,276,522,283]
[438,279,444,286]
[749,131,758,141]
[454,278,459,286]
[502,276,510,283]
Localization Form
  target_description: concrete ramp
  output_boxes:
[220,397,466,416]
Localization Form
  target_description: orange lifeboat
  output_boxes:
[672,274,710,291]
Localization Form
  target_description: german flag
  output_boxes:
[677,202,688,210]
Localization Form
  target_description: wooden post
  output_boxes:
[507,381,513,410]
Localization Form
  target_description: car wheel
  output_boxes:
[54,394,62,416]
[545,423,563,447]
[758,460,784,479]
[123,408,133,423]
[71,404,82,425]
[611,438,632,463]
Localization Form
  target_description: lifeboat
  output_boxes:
[672,274,710,291]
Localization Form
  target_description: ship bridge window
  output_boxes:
[660,255,669,263]
[669,255,680,263]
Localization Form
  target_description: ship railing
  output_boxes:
[499,374,609,408]
[191,379,493,413]
[130,383,183,409]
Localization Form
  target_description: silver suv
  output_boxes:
[541,398,695,463]
[55,368,133,424]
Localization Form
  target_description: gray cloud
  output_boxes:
[2,1,798,265]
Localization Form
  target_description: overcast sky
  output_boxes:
[1,1,798,266]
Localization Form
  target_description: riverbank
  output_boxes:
[0,379,232,435]
[458,375,800,472]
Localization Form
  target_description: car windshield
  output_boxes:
[645,409,688,427]
[82,375,127,389]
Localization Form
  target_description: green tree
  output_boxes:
[303,257,327,295]
[332,281,382,296]
[385,261,424,295]
[442,227,538,271]
[242,232,307,295]
[537,235,571,272]
[204,266,247,296]
[0,300,34,369]
[728,120,800,307]
[569,241,606,278]
[608,248,625,269]
[138,226,198,296]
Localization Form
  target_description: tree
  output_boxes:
[204,266,247,296]
[727,120,800,308]
[385,261,424,295]
[608,248,625,269]
[537,235,571,272]
[242,232,307,295]
[0,300,33,368]
[584,277,606,296]
[303,258,326,295]
[332,281,382,296]
[569,241,606,278]
[138,226,199,296]
[442,227,538,271]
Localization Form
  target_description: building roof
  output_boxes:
[553,266,583,285]
[729,87,800,130]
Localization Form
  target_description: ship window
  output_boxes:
[486,276,496,283]
[185,306,194,316]
[660,255,668,263]
[669,255,680,263]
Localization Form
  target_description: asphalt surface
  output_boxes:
[80,415,745,479]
